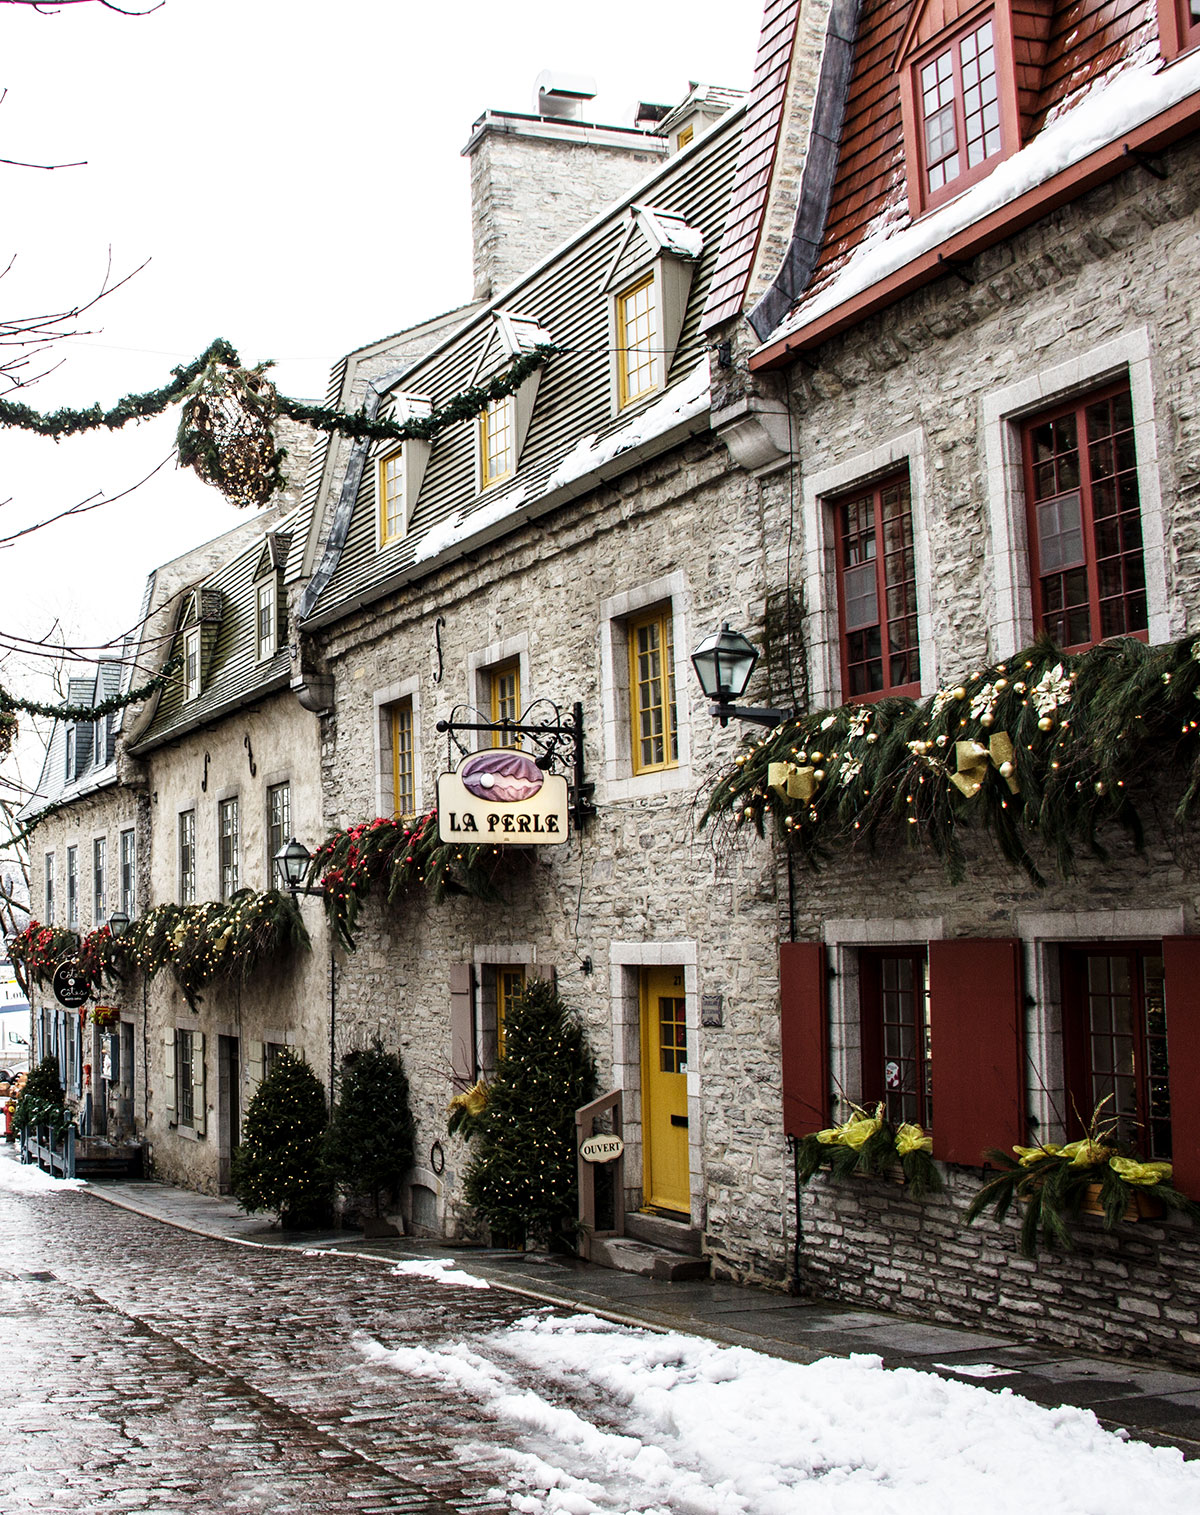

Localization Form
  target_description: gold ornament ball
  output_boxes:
[1038,716,1053,731]
[954,687,967,700]
[999,761,1014,778]
[980,712,994,727]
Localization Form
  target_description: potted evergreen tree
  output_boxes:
[324,1042,415,1237]
[231,1051,332,1229]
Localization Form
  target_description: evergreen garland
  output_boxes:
[8,921,79,993]
[0,659,178,722]
[795,1106,942,1198]
[463,976,597,1250]
[705,632,1200,884]
[312,812,506,952]
[323,1042,416,1220]
[230,1050,333,1229]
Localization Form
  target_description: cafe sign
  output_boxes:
[437,749,570,845]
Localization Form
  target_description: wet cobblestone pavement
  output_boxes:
[0,1184,559,1513]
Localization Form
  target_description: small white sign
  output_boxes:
[579,1133,625,1165]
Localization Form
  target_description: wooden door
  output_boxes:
[640,966,690,1215]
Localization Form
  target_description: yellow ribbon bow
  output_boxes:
[950,732,1020,798]
[768,761,818,802]
[1109,1156,1173,1186]
[895,1122,932,1156]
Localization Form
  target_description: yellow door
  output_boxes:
[641,966,690,1215]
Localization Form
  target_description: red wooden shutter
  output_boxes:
[928,938,1025,1164]
[780,942,829,1138]
[1163,938,1200,1197]
[449,963,476,1091]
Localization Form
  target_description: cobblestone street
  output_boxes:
[0,1182,561,1513]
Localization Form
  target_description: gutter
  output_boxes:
[298,408,713,633]
[751,92,1200,370]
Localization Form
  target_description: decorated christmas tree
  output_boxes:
[324,1042,415,1223]
[12,1054,66,1135]
[464,976,596,1250]
[231,1051,332,1229]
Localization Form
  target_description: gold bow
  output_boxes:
[949,732,1020,797]
[768,761,818,802]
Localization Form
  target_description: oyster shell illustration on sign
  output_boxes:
[460,750,544,803]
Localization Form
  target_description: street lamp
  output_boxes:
[273,837,320,899]
[690,623,791,729]
[107,910,130,940]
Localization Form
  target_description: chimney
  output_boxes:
[462,72,670,303]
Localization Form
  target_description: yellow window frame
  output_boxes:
[676,124,694,150]
[488,660,521,747]
[480,395,515,489]
[497,965,525,1059]
[629,606,678,775]
[379,447,405,546]
[616,270,658,409]
[390,698,415,818]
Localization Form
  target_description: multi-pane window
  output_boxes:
[658,990,688,1074]
[390,701,415,816]
[617,271,658,408]
[918,17,1002,199]
[176,1028,195,1129]
[629,607,678,775]
[1024,383,1147,651]
[184,628,201,701]
[179,810,196,904]
[120,829,136,917]
[380,448,405,544]
[64,726,76,780]
[1062,946,1170,1158]
[219,797,240,900]
[256,579,277,660]
[267,783,291,869]
[860,948,932,1128]
[496,965,525,1060]
[480,395,514,488]
[488,661,521,748]
[92,837,106,925]
[66,845,78,928]
[44,853,55,925]
[834,474,920,698]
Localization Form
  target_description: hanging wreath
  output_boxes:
[176,355,286,509]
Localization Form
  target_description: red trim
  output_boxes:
[1163,937,1200,1196]
[780,942,830,1138]
[751,92,1200,370]
[832,472,922,700]
[1159,0,1200,61]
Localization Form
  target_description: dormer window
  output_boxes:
[256,578,277,661]
[375,396,432,545]
[379,448,405,545]
[616,273,658,409]
[480,395,515,489]
[468,316,549,495]
[184,628,201,701]
[1159,0,1200,58]
[602,206,701,413]
[919,17,1001,199]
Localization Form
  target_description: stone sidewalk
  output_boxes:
[86,1175,1200,1458]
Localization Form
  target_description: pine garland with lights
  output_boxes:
[230,1050,333,1229]
[463,977,597,1250]
[705,632,1200,884]
[77,923,126,993]
[312,812,505,952]
[0,660,178,722]
[323,1042,415,1221]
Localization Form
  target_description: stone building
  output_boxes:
[696,0,1200,1363]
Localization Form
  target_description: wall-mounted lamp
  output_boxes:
[273,838,324,901]
[690,623,790,729]
[107,911,131,940]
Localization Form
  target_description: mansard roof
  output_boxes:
[20,661,124,820]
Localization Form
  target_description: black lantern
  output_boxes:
[274,837,313,895]
[690,623,790,729]
[107,910,131,939]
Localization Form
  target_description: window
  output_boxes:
[917,16,1001,201]
[676,123,694,151]
[487,660,521,747]
[120,829,135,917]
[496,966,525,1059]
[833,473,921,699]
[179,810,196,904]
[176,1028,195,1129]
[480,395,514,489]
[859,948,932,1128]
[64,725,76,780]
[1023,383,1147,651]
[1159,0,1200,58]
[389,701,415,816]
[629,606,678,775]
[92,837,106,925]
[263,1040,288,1080]
[184,628,201,701]
[44,853,55,925]
[267,783,291,869]
[219,797,239,900]
[379,448,405,545]
[256,579,277,660]
[1061,945,1169,1158]
[616,271,658,409]
[66,845,78,928]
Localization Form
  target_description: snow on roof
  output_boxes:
[762,46,1200,351]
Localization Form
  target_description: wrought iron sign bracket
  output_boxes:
[436,699,596,830]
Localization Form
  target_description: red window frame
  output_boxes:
[1022,380,1148,653]
[1060,944,1170,1160]
[1159,0,1200,59]
[832,472,921,701]
[859,947,931,1129]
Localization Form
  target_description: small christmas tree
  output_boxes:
[324,1042,415,1225]
[464,976,596,1250]
[231,1051,332,1229]
[12,1054,67,1135]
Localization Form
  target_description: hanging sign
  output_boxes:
[579,1133,625,1165]
[437,749,569,845]
[52,960,91,1009]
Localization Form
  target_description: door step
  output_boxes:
[624,1211,704,1256]
[587,1234,710,1281]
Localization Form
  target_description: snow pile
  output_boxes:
[0,1153,87,1194]
[770,48,1200,346]
[415,483,528,565]
[363,1312,1200,1515]
[392,1257,491,1290]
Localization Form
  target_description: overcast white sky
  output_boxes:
[0,0,760,797]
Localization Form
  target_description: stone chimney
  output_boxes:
[462,72,670,302]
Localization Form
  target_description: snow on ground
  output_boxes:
[0,1149,87,1194]
[362,1311,1200,1515]
[392,1257,491,1290]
